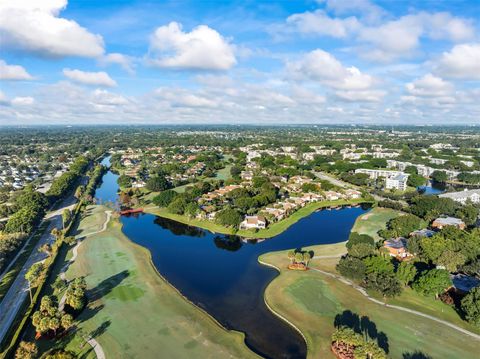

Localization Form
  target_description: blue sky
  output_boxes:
[0,0,479,125]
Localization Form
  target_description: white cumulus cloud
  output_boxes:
[148,22,236,70]
[406,74,454,97]
[288,49,375,90]
[0,0,104,57]
[0,60,33,80]
[435,43,480,80]
[63,69,117,87]
[99,53,135,74]
[286,10,360,38]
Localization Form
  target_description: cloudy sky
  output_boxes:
[1,0,480,125]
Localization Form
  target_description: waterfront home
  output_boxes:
[431,217,466,230]
[383,237,411,259]
[301,192,323,202]
[263,207,286,221]
[344,189,362,199]
[439,189,480,205]
[240,215,267,230]
[324,191,342,201]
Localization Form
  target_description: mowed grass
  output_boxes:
[215,164,232,181]
[350,207,403,240]
[260,248,480,359]
[56,205,258,359]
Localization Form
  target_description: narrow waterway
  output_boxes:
[95,157,369,358]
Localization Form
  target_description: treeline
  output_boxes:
[4,189,48,234]
[46,156,89,204]
[457,172,480,184]
[378,194,479,226]
[75,164,106,202]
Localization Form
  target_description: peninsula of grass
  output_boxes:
[350,206,403,240]
[33,205,258,359]
[259,246,480,359]
[144,198,370,239]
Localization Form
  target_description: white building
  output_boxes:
[240,215,267,230]
[439,189,480,205]
[355,168,403,180]
[386,173,409,191]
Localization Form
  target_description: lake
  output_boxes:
[95,160,369,358]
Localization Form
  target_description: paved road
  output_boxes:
[310,266,480,341]
[0,177,86,345]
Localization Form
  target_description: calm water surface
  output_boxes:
[95,161,369,358]
[417,181,446,195]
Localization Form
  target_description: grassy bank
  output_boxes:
[259,246,480,359]
[145,198,370,239]
[35,205,258,358]
[350,207,403,240]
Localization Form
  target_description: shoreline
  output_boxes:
[113,215,258,355]
[257,257,310,353]
[142,198,372,239]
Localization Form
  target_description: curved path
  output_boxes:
[58,209,111,359]
[310,266,480,341]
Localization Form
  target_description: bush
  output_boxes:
[346,232,375,249]
[152,190,177,207]
[337,257,366,281]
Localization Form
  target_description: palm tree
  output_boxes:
[15,341,38,359]
[295,252,304,265]
[48,317,60,336]
[25,263,43,303]
[39,243,52,256]
[287,250,295,264]
[61,314,74,331]
[51,227,63,241]
[354,341,387,359]
[331,327,362,352]
[303,252,312,267]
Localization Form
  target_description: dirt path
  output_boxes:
[58,210,111,359]
[309,267,480,341]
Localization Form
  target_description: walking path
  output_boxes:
[57,210,111,359]
[309,266,480,340]
[312,254,345,259]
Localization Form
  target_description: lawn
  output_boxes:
[32,205,258,359]
[350,207,403,240]
[145,198,370,239]
[215,164,232,181]
[259,248,480,359]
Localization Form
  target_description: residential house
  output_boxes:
[431,217,466,230]
[344,189,362,199]
[240,215,267,230]
[383,237,411,259]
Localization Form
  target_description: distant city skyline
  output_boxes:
[1,0,480,125]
